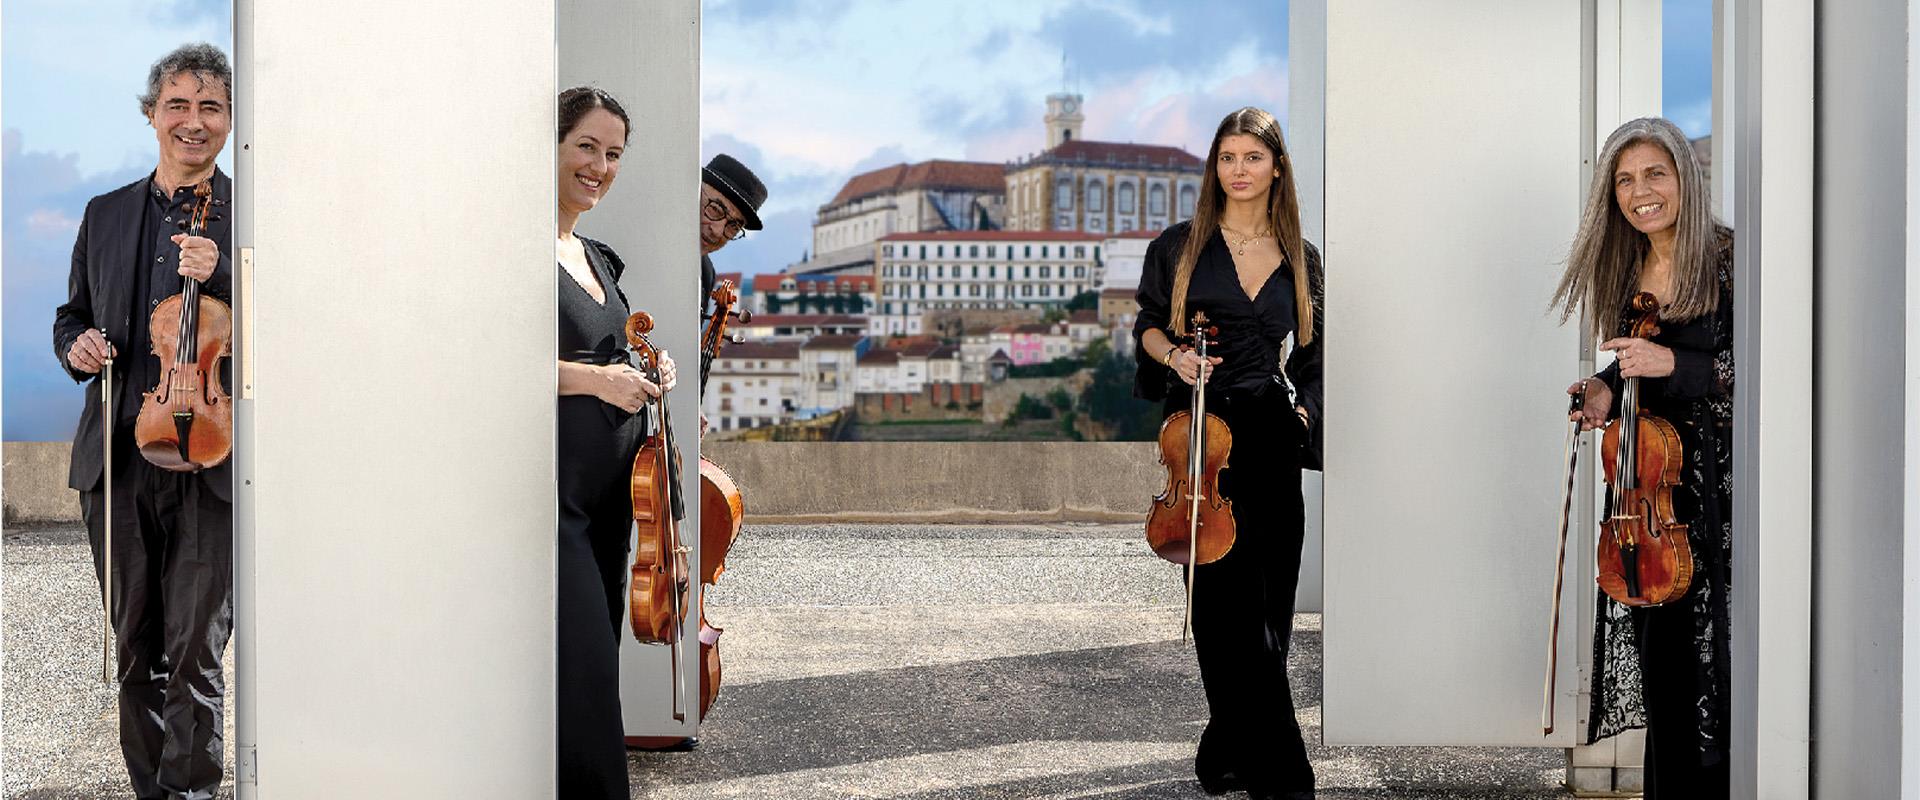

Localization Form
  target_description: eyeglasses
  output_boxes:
[702,197,748,241]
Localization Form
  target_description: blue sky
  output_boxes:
[2,0,1711,441]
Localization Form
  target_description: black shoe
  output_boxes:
[628,736,701,752]
[1196,770,1246,795]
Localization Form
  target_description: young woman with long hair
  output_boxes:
[1133,106,1322,800]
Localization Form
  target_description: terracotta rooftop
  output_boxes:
[879,230,1104,243]
[741,314,868,327]
[1100,287,1136,298]
[1069,309,1100,324]
[827,160,1007,207]
[802,334,866,349]
[1026,140,1203,170]
[751,273,873,293]
[858,350,901,366]
[715,341,801,360]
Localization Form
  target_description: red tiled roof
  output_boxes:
[858,350,901,365]
[828,159,1007,207]
[1013,323,1055,335]
[1035,140,1202,169]
[802,334,866,349]
[927,344,960,359]
[987,349,1014,363]
[880,230,1104,243]
[895,340,943,357]
[1069,309,1099,324]
[742,314,868,327]
[715,271,745,287]
[1100,287,1136,298]
[751,273,873,293]
[716,341,801,360]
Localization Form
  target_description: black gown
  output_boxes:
[557,238,644,799]
[1133,221,1324,795]
[1586,232,1735,799]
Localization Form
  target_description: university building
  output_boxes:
[1004,93,1204,235]
[871,230,1104,336]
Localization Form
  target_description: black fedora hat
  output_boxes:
[702,154,767,231]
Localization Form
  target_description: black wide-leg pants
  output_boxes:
[1174,388,1315,793]
[82,448,233,800]
[557,396,638,800]
[1636,600,1728,798]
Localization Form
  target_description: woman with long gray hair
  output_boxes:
[1133,106,1322,800]
[1553,116,1733,798]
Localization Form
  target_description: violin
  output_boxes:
[1596,293,1694,606]
[626,311,692,722]
[135,181,232,472]
[1145,311,1236,641]
[694,279,749,718]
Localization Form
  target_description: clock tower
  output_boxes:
[1045,92,1084,150]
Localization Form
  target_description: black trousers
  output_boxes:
[1173,389,1315,793]
[556,396,638,800]
[82,451,232,800]
[1637,600,1728,799]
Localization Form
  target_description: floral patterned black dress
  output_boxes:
[1586,231,1735,799]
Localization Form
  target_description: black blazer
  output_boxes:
[53,170,234,500]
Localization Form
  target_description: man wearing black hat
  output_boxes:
[698,153,767,392]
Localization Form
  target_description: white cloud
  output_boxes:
[3,0,232,177]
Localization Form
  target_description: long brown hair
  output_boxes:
[1553,117,1723,340]
[1170,107,1311,344]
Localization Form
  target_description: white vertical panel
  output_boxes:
[1321,1,1583,746]
[1728,0,1813,796]
[233,1,556,796]
[1289,0,1327,615]
[556,0,704,740]
[1907,5,1920,795]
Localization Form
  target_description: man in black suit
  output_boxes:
[697,155,767,389]
[51,43,235,800]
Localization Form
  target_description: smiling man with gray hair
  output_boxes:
[52,41,237,800]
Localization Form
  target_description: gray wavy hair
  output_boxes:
[138,43,232,117]
[1552,117,1725,341]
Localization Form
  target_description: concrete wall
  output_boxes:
[2,442,81,523]
[703,441,1159,523]
[1813,0,1908,795]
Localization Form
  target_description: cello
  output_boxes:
[626,311,692,722]
[694,280,749,718]
[1145,311,1236,642]
[1596,293,1694,607]
[135,181,232,472]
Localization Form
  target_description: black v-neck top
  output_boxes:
[558,239,629,363]
[1133,221,1325,420]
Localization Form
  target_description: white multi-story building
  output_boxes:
[854,341,962,394]
[873,231,1104,336]
[704,341,803,432]
[799,160,1007,275]
[733,314,868,343]
[798,334,866,413]
[1097,229,1158,291]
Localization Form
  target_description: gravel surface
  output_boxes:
[6,521,1582,799]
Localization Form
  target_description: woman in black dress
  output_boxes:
[1133,107,1322,800]
[1553,116,1733,799]
[553,86,678,799]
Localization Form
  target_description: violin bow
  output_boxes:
[1542,385,1584,734]
[1182,312,1213,644]
[100,334,115,684]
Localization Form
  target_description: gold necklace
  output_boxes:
[1219,223,1272,256]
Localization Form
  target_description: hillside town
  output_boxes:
[704,92,1189,441]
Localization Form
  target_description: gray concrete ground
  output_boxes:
[6,522,1576,799]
